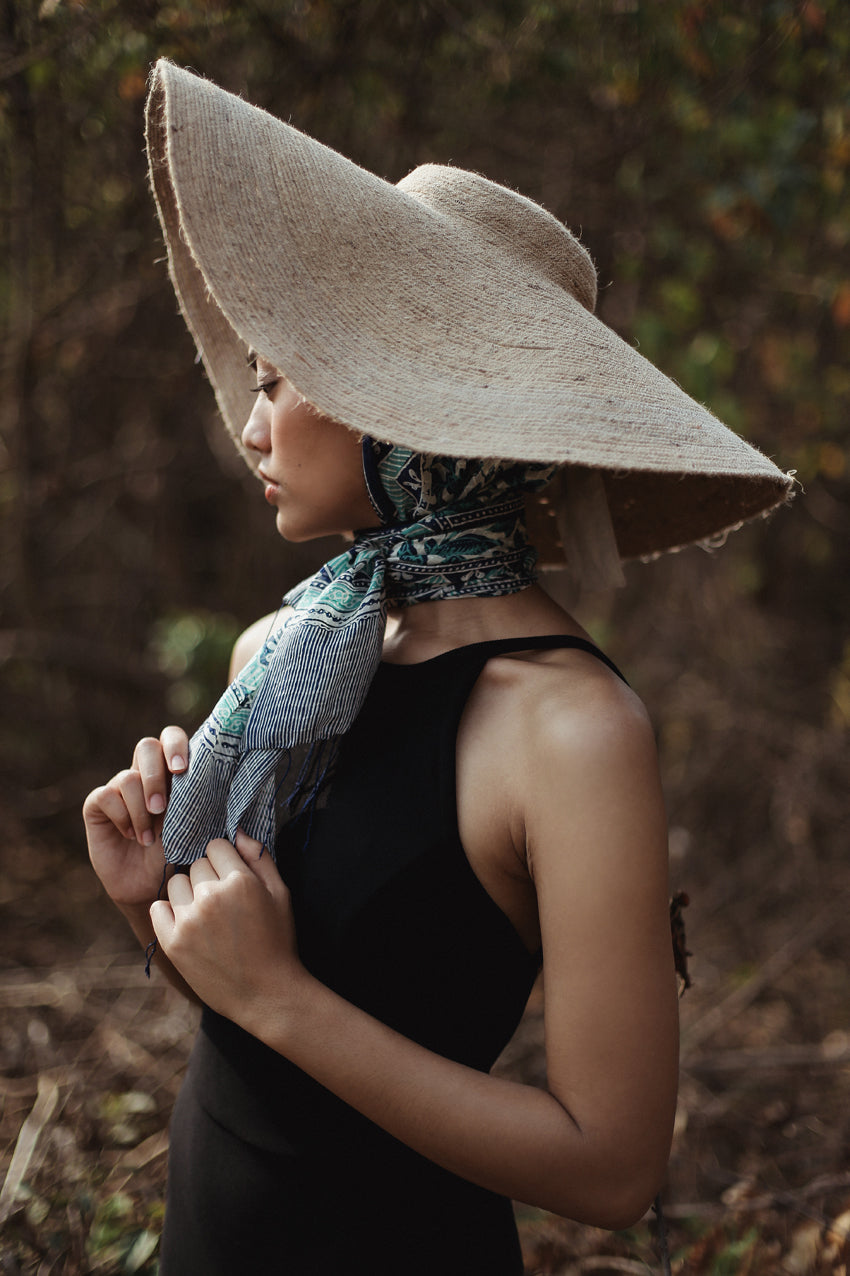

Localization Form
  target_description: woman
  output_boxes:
[83,62,791,1274]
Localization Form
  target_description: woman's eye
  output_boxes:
[251,380,279,398]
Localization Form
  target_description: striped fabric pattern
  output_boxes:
[160,443,556,865]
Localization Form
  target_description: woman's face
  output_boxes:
[241,356,378,542]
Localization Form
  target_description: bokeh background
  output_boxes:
[1,1,849,1272]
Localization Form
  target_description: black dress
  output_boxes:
[159,636,622,1275]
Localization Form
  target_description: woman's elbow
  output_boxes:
[539,1141,671,1231]
[584,1174,664,1232]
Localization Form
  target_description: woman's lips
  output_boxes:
[259,471,280,503]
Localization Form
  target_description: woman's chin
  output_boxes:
[275,511,305,542]
[274,510,337,544]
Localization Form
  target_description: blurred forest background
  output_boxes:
[1,0,849,1272]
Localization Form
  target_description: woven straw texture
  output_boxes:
[145,60,792,561]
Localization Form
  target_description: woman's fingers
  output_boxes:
[204,837,247,877]
[149,836,299,1014]
[149,897,175,946]
[166,872,195,907]
[83,769,155,844]
[160,725,189,775]
[203,833,286,899]
[233,829,287,896]
[88,726,187,853]
[115,768,159,845]
[83,777,137,841]
[162,855,228,915]
[189,857,219,890]
[233,828,264,859]
[132,736,171,816]
[131,727,188,821]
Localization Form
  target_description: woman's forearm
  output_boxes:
[242,968,674,1229]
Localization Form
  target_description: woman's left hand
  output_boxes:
[149,830,307,1026]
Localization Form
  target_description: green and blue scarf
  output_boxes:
[160,440,555,864]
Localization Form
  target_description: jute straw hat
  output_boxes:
[145,59,792,564]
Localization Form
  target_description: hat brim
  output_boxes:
[146,60,792,562]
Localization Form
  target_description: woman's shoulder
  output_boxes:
[478,644,667,889]
[475,640,659,812]
[487,638,651,736]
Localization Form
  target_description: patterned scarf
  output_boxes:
[160,440,556,865]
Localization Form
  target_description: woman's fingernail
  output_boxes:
[142,829,155,846]
[171,756,186,772]
[149,794,165,814]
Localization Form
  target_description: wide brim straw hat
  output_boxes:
[145,59,792,564]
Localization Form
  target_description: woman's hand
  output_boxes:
[83,727,189,909]
[150,830,307,1026]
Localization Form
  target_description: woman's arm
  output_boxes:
[524,686,679,1220]
[149,683,678,1228]
[83,728,200,1003]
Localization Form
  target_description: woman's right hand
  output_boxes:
[83,727,189,910]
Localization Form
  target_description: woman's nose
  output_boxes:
[241,398,271,455]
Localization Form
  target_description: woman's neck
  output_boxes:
[381,584,588,665]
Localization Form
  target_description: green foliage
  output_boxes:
[149,610,241,720]
[86,1191,160,1274]
[710,1226,760,1275]
[98,1090,159,1148]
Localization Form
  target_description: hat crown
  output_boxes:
[397,164,597,314]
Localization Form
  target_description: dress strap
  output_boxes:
[398,635,628,686]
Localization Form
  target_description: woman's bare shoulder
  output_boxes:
[463,644,660,866]
[499,647,666,888]
[489,641,652,747]
[478,645,663,868]
[228,608,293,681]
[540,646,651,743]
[525,648,658,800]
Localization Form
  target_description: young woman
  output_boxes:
[83,61,791,1274]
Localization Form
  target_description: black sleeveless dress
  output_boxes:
[159,636,622,1275]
